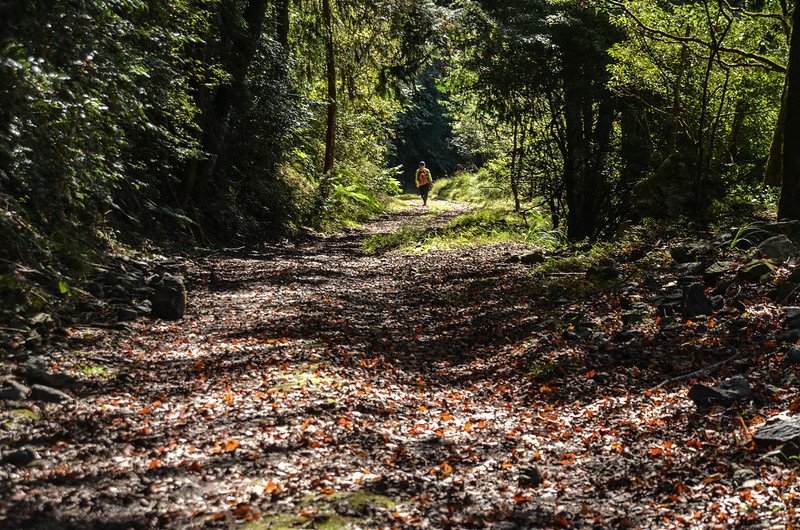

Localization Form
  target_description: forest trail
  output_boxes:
[2,201,798,529]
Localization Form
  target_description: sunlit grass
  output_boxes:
[362,207,557,254]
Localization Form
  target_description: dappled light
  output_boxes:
[4,1,800,528]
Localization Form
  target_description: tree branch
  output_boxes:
[604,0,787,73]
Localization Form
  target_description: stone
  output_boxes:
[0,379,30,401]
[564,327,592,341]
[1,448,37,468]
[614,330,644,343]
[682,283,712,318]
[732,468,757,488]
[117,306,139,322]
[676,262,704,276]
[621,311,645,327]
[785,307,800,329]
[774,281,799,304]
[767,220,800,245]
[518,466,543,487]
[86,282,105,298]
[520,251,545,265]
[753,415,800,446]
[149,274,187,320]
[13,364,76,389]
[730,224,773,250]
[586,265,620,281]
[788,345,800,363]
[24,329,42,349]
[688,376,750,408]
[673,242,714,264]
[738,259,777,283]
[704,261,735,282]
[29,384,73,403]
[27,313,55,330]
[777,329,800,343]
[757,235,796,262]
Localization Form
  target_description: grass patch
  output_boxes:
[77,364,110,377]
[362,208,558,254]
[268,363,333,393]
[246,490,399,529]
[9,408,42,420]
[433,169,513,209]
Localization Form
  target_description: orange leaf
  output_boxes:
[464,421,473,432]
[264,480,278,494]
[233,504,252,518]
[650,447,664,456]
[148,459,162,470]
[513,494,531,503]
[187,461,203,473]
[224,439,239,452]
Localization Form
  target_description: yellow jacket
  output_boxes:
[415,167,432,187]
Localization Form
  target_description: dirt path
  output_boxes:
[2,202,798,528]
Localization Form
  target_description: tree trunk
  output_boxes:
[563,73,590,241]
[778,7,800,219]
[276,0,290,49]
[323,0,337,176]
[765,72,789,186]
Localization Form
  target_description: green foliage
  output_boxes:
[361,203,554,254]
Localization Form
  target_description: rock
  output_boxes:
[520,251,545,265]
[670,243,711,264]
[613,330,644,343]
[688,376,750,408]
[564,327,592,341]
[621,311,645,327]
[753,414,800,446]
[13,364,76,389]
[732,468,757,488]
[27,313,55,330]
[24,329,42,349]
[518,466,543,487]
[117,306,139,322]
[682,283,712,318]
[757,235,796,262]
[774,281,799,304]
[777,329,800,343]
[704,261,734,282]
[0,379,30,400]
[1,448,37,468]
[738,259,777,283]
[767,220,800,245]
[149,274,187,320]
[676,262,704,276]
[730,225,773,250]
[86,282,105,298]
[788,346,800,363]
[785,307,800,329]
[29,384,73,403]
[586,265,620,281]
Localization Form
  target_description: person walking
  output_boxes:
[415,161,433,206]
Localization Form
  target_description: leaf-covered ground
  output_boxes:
[2,202,800,529]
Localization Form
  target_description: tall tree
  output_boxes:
[778,6,800,219]
[322,0,336,175]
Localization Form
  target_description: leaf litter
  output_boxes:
[2,205,800,528]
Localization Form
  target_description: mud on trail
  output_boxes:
[2,201,800,529]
